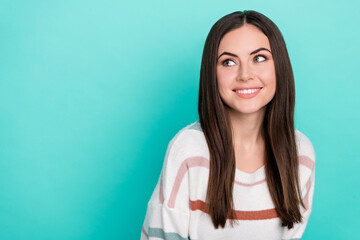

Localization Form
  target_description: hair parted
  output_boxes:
[198,10,304,229]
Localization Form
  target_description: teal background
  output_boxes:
[0,0,359,239]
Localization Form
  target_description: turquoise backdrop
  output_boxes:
[1,0,359,239]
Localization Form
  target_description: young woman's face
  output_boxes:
[217,24,276,116]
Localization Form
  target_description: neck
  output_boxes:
[226,107,266,149]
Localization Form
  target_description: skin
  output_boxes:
[216,24,276,173]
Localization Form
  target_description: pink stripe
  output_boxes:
[231,155,314,187]
[298,155,314,212]
[168,156,209,208]
[303,177,312,212]
[299,155,315,170]
[142,226,148,239]
[235,179,266,187]
[159,175,164,204]
[167,155,315,208]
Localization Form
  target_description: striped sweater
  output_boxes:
[141,120,316,240]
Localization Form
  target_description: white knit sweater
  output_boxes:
[141,120,316,240]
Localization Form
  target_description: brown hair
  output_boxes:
[198,10,304,229]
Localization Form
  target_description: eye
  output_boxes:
[254,55,267,62]
[222,59,236,67]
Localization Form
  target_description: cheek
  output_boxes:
[259,69,276,90]
[216,71,232,100]
[217,69,236,88]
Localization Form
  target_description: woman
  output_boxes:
[141,10,315,240]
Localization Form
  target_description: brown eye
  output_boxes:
[222,59,236,66]
[254,55,266,62]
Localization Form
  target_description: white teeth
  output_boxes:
[235,88,261,94]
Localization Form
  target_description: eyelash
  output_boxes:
[222,55,267,66]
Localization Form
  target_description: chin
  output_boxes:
[230,106,266,116]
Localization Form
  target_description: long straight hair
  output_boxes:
[198,10,304,229]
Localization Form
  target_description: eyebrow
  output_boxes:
[217,47,272,60]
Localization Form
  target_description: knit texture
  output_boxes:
[141,120,316,240]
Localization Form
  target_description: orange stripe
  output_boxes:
[190,200,278,220]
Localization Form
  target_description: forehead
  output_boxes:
[218,24,270,54]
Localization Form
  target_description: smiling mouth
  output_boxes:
[233,88,262,94]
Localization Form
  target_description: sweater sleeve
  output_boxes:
[282,132,316,240]
[141,132,191,240]
[281,168,315,239]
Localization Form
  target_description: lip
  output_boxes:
[233,87,262,99]
[233,86,262,90]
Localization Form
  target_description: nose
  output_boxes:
[237,63,253,81]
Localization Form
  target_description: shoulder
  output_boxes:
[169,120,204,147]
[295,129,316,163]
[158,120,208,209]
[166,120,208,160]
[294,129,316,190]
